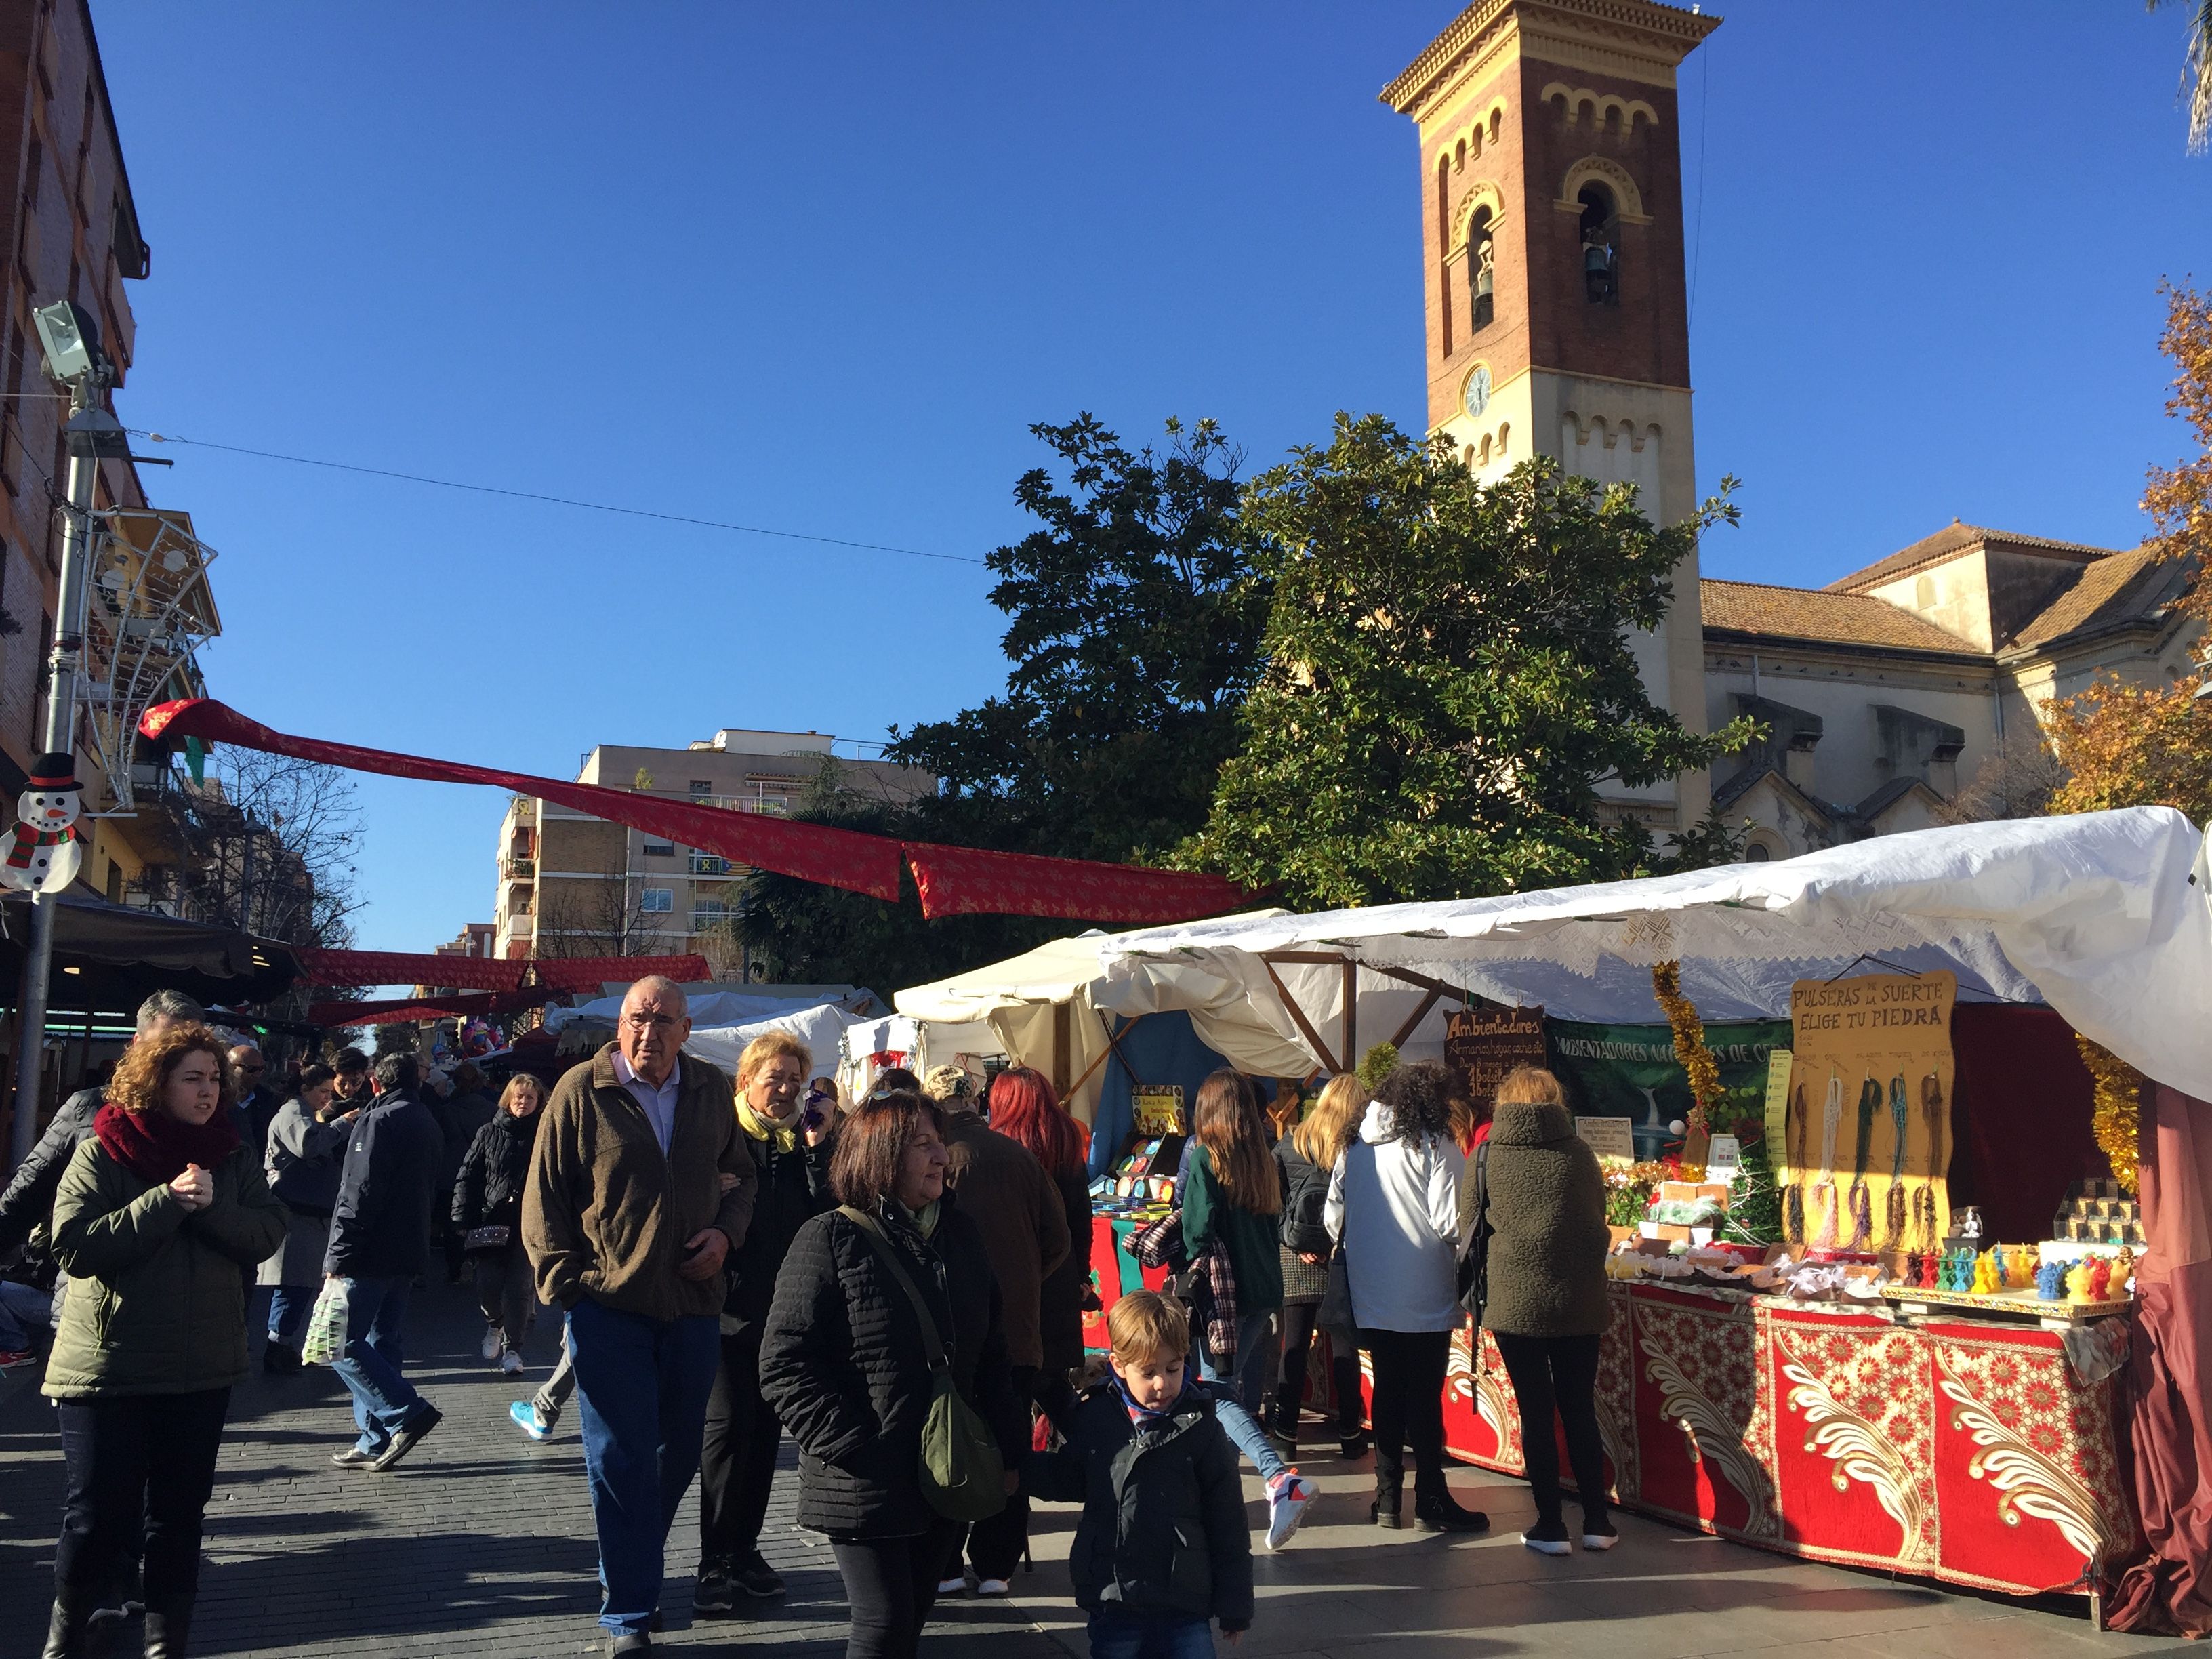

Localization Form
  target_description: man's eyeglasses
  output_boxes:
[622,1012,682,1032]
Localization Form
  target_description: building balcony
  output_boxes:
[689,853,730,876]
[501,855,536,882]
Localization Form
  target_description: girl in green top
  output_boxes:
[1181,1069,1315,1551]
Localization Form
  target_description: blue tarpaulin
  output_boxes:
[1086,1008,1236,1176]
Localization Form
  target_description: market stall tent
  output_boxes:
[1090,806,2212,1636]
[1092,808,2212,1098]
[894,920,1305,1161]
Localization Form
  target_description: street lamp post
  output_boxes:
[9,302,126,1170]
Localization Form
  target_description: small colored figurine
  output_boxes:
[2087,1255,2114,1302]
[1921,1251,1940,1290]
[1971,1251,1998,1296]
[2036,1260,2066,1300]
[1903,1251,1922,1288]
[1990,1245,2008,1286]
[1938,1251,1958,1292]
[2066,1259,2093,1302]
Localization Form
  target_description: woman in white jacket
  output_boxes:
[1326,1060,1487,1533]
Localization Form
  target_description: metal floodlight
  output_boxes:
[32,300,104,384]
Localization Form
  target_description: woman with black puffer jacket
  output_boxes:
[758,1090,1025,1659]
[451,1074,544,1374]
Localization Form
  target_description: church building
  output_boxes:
[1382,0,2196,861]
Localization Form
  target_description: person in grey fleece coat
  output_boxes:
[1469,1065,1614,1557]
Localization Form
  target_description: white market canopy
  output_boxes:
[1090,807,2212,1101]
[893,916,1308,1120]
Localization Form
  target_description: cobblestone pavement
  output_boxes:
[0,1279,2176,1658]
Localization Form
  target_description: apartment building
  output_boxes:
[493,729,934,969]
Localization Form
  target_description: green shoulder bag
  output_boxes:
[836,1206,1006,1523]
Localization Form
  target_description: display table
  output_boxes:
[1437,1280,2139,1599]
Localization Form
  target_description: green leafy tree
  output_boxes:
[886,413,1265,863]
[1183,414,1757,909]
[743,415,1266,985]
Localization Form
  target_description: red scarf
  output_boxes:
[94,1101,241,1188]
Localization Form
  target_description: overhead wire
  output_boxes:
[125,428,987,567]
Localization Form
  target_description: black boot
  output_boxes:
[1370,1473,1403,1529]
[1269,1382,1301,1441]
[1413,1481,1490,1534]
[144,1597,192,1659]
[41,1584,94,1659]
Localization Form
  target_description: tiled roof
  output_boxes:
[1700,580,1984,655]
[1824,523,2120,595]
[2007,544,2189,651]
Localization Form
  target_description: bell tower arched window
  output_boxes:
[1468,206,1494,332]
[1578,183,1618,304]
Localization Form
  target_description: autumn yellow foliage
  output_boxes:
[2045,283,2212,819]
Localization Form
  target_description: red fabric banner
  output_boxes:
[144,700,906,901]
[294,949,712,992]
[902,840,1251,925]
[305,988,554,1027]
[141,699,1252,924]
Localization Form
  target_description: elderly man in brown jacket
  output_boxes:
[525,975,756,1656]
[922,1065,1069,1595]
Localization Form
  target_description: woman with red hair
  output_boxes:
[985,1067,1092,1428]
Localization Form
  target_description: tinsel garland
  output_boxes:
[1652,960,1721,1133]
[2075,1036,2143,1197]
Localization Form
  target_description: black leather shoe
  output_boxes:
[1414,1488,1490,1534]
[330,1447,376,1469]
[369,1406,442,1471]
[1370,1477,1403,1528]
[609,1634,653,1655]
[41,1584,94,1659]
[144,1599,192,1659]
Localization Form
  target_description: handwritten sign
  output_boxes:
[1131,1086,1185,1135]
[1575,1115,1636,1160]
[1443,1004,1548,1111]
[1763,1048,1794,1175]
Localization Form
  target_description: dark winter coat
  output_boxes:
[239,1085,285,1160]
[1025,1382,1254,1631]
[1038,1163,1094,1379]
[1475,1099,1610,1338]
[523,1045,757,1322]
[453,1108,541,1231]
[45,1134,287,1399]
[943,1112,1070,1370]
[1181,1145,1284,1315]
[758,1192,1026,1540]
[723,1124,834,1336]
[324,1089,445,1281]
[434,1088,497,1201]
[0,1086,101,1260]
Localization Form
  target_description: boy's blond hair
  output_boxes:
[1106,1290,1188,1366]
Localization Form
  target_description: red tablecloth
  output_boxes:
[1431,1281,2138,1599]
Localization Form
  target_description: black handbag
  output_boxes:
[1458,1140,1492,1318]
[1317,1242,1357,1336]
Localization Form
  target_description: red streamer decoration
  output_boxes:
[293,949,712,993]
[306,987,555,1028]
[141,699,1251,924]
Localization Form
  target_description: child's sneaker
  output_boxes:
[499,1349,524,1376]
[1581,1516,1620,1551]
[1265,1470,1315,1551]
[508,1400,551,1442]
[1522,1519,1572,1555]
[0,1349,35,1370]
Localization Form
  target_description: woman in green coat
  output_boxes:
[41,1022,287,1659]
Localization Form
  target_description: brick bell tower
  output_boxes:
[1383,0,1721,832]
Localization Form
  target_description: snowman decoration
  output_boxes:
[1,752,85,893]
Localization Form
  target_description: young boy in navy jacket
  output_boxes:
[1027,1291,1253,1657]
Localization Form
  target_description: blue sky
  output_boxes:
[92,1,2211,966]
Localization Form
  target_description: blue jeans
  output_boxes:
[329,1276,431,1454]
[0,1279,51,1351]
[1194,1310,1286,1484]
[268,1284,316,1346]
[1088,1605,1218,1659]
[568,1296,720,1636]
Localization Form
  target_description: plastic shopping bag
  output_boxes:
[300,1279,348,1366]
